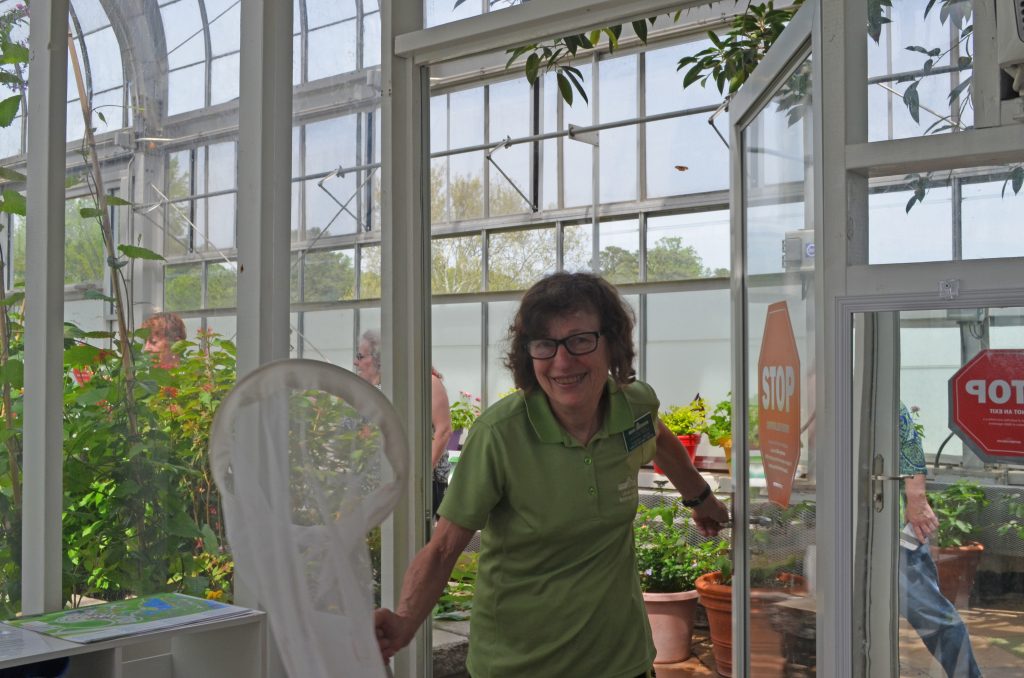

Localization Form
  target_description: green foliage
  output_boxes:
[661,395,707,436]
[927,480,988,548]
[433,552,478,620]
[706,395,732,447]
[635,499,729,593]
[677,1,805,95]
[449,391,482,432]
[997,493,1024,542]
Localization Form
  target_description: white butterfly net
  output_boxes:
[209,359,408,678]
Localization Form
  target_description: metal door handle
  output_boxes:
[870,473,913,481]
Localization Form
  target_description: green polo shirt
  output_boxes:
[437,379,660,678]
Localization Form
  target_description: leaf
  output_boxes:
[201,523,220,555]
[903,81,920,123]
[64,344,103,367]
[556,71,573,106]
[905,194,918,213]
[0,359,23,390]
[524,53,540,84]
[947,75,971,104]
[0,291,23,306]
[0,95,21,128]
[562,67,589,105]
[0,166,25,182]
[632,20,648,43]
[83,289,115,302]
[0,44,28,65]
[0,189,25,216]
[118,244,165,261]
[79,207,104,219]
[105,195,131,206]
[96,111,106,124]
[905,45,932,56]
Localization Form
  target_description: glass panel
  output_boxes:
[73,0,111,33]
[359,244,381,299]
[165,263,203,311]
[207,0,241,56]
[541,75,559,210]
[600,127,636,203]
[433,303,483,407]
[486,299,519,403]
[161,0,205,71]
[867,166,1023,265]
[562,64,593,208]
[867,0,973,141]
[854,307,1024,677]
[449,152,484,221]
[425,0,480,28]
[81,27,122,93]
[210,54,240,105]
[646,114,730,197]
[308,21,358,80]
[302,248,356,302]
[487,227,556,292]
[64,197,107,286]
[363,10,381,68]
[562,222,593,273]
[207,261,238,309]
[300,308,355,366]
[647,210,730,281]
[742,55,816,675]
[167,64,206,116]
[647,38,724,113]
[432,235,483,294]
[306,0,358,28]
[488,79,531,217]
[598,218,639,284]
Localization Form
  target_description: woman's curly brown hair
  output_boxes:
[504,272,636,392]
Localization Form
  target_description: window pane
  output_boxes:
[307,176,358,236]
[599,54,636,122]
[161,0,205,71]
[449,152,484,221]
[302,248,356,302]
[165,263,203,311]
[563,223,593,273]
[488,79,531,216]
[308,21,358,80]
[869,182,953,264]
[73,0,111,33]
[307,0,358,28]
[305,115,358,175]
[167,64,205,115]
[206,194,236,250]
[646,114,730,197]
[211,54,240,105]
[82,27,122,92]
[486,299,519,402]
[599,127,636,203]
[647,211,730,281]
[562,64,593,208]
[360,244,381,299]
[64,197,106,286]
[961,176,1024,260]
[647,39,723,113]
[301,308,355,366]
[207,261,238,309]
[363,11,381,67]
[431,158,449,224]
[207,0,241,55]
[598,218,639,284]
[450,87,484,150]
[433,303,483,406]
[432,235,483,294]
[488,227,556,291]
[425,0,479,28]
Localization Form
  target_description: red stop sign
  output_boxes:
[948,349,1024,464]
[757,301,802,507]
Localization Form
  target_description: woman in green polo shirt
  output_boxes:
[375,272,730,677]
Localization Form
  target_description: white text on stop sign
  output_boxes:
[964,379,1024,405]
[761,365,795,413]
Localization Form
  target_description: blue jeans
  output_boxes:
[899,545,982,677]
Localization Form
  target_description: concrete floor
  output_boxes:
[899,604,1024,677]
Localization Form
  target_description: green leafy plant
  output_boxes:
[927,480,988,548]
[660,395,707,437]
[997,493,1024,542]
[433,552,478,620]
[634,499,728,593]
[449,390,482,432]
[677,0,805,95]
[706,395,732,447]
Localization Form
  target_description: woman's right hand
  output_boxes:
[375,608,416,662]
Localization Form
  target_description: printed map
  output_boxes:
[2,593,251,643]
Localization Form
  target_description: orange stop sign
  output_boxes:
[757,301,802,507]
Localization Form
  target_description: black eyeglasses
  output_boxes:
[355,352,368,360]
[527,331,602,360]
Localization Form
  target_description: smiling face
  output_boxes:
[532,309,609,423]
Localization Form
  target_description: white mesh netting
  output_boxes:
[209,359,408,678]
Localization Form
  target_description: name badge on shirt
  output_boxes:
[622,412,656,454]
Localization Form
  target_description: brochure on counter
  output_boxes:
[2,592,252,643]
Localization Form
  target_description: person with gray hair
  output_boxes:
[355,329,453,517]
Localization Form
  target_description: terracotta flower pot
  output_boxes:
[695,572,733,677]
[930,542,984,609]
[643,589,699,665]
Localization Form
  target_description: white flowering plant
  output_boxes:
[449,391,482,432]
[634,500,729,593]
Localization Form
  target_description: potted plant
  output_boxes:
[635,500,728,666]
[706,395,733,468]
[696,537,807,678]
[448,390,482,450]
[927,480,988,608]
[660,394,708,462]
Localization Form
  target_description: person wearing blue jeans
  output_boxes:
[898,402,982,677]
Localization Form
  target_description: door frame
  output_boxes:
[728,2,816,676]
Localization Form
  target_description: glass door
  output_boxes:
[730,2,817,675]
[850,304,1024,677]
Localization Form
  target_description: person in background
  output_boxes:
[899,401,982,678]
[355,329,453,517]
[374,272,730,677]
[141,312,186,369]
